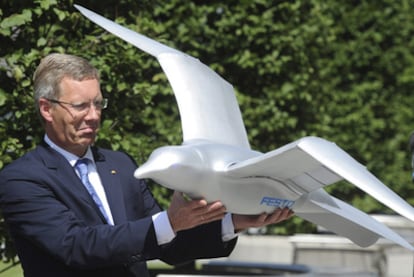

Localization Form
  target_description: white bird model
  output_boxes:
[75,5,414,251]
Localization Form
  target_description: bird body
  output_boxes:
[135,139,297,214]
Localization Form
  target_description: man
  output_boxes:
[0,53,293,277]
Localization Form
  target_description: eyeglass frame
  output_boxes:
[45,97,108,113]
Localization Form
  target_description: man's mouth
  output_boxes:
[78,126,98,133]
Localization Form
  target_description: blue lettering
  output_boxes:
[260,197,294,208]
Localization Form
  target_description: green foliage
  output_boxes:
[2,0,414,261]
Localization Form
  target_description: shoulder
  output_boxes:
[0,144,61,183]
[1,145,46,171]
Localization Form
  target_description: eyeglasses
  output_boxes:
[46,98,108,113]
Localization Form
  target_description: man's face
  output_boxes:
[42,77,104,156]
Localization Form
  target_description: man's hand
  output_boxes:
[167,191,227,233]
[232,208,294,233]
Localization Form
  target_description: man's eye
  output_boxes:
[94,101,103,108]
[72,103,89,110]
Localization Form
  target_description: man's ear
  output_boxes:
[38,98,53,122]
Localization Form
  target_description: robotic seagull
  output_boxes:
[75,5,414,251]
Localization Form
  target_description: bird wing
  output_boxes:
[74,5,181,57]
[295,189,414,250]
[75,5,249,148]
[227,136,414,223]
[226,136,414,250]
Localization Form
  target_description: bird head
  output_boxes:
[134,145,204,193]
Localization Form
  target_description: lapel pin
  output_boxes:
[111,170,117,175]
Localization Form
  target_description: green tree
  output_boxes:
[2,0,414,261]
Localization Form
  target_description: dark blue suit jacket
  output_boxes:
[0,142,236,277]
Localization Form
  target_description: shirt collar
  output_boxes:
[44,135,95,167]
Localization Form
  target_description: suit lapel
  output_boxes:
[39,142,106,218]
[93,148,128,224]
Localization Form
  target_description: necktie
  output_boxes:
[75,158,110,223]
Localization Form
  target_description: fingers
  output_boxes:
[193,199,227,223]
[232,208,294,232]
[168,191,226,232]
[176,191,208,209]
[265,208,294,224]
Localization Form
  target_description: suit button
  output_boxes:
[131,254,141,262]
